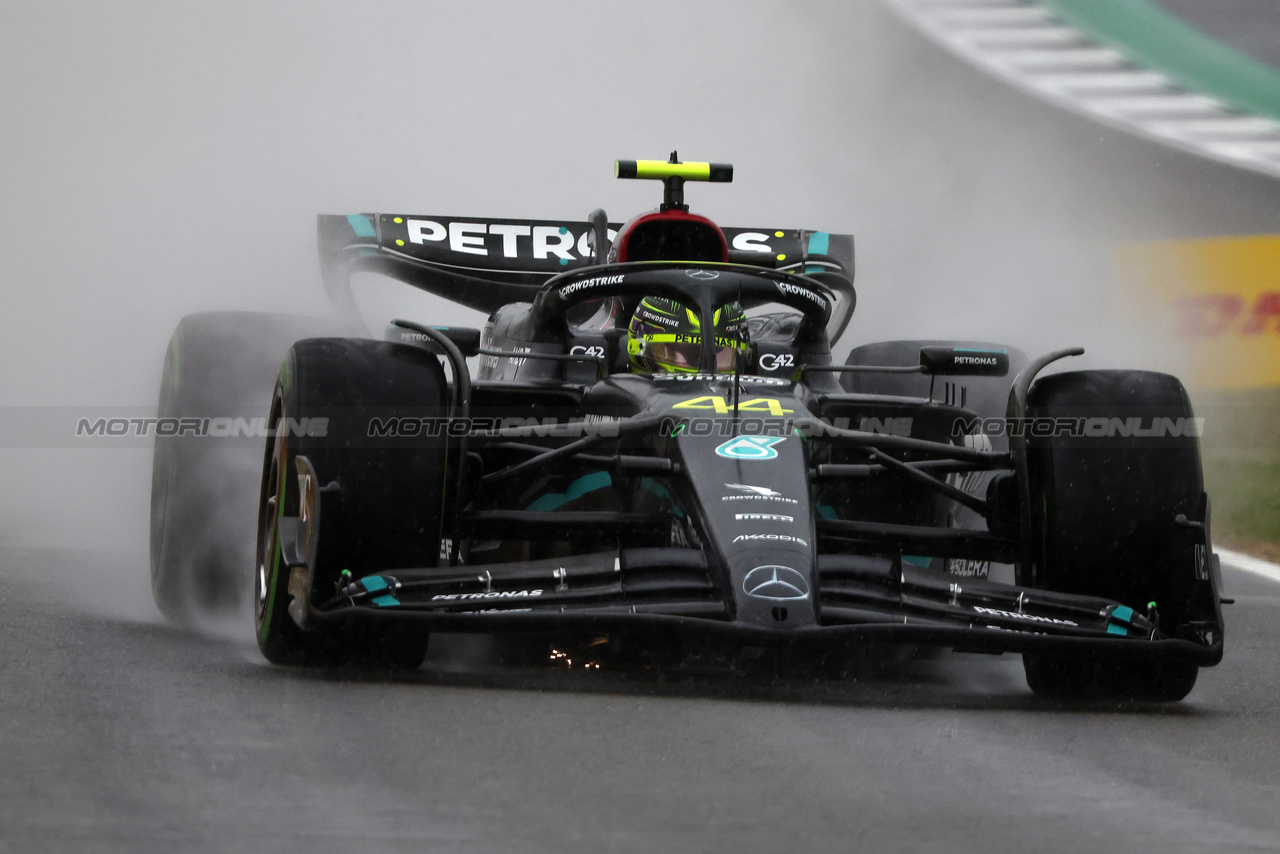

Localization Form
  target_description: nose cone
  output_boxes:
[737,562,815,627]
[673,417,817,630]
[726,545,817,629]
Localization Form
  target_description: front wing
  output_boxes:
[293,543,1222,665]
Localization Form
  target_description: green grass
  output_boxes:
[1203,455,1280,546]
[1195,387,1280,548]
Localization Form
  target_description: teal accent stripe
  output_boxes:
[640,477,684,518]
[525,471,612,512]
[806,231,830,257]
[1111,605,1135,623]
[346,214,377,238]
[902,555,932,568]
[1042,0,1280,120]
[816,504,838,520]
[360,575,388,592]
[1107,623,1129,635]
[372,594,400,607]
[804,265,825,275]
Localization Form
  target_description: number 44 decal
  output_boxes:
[672,396,794,416]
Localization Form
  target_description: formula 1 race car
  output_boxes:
[150,156,1226,700]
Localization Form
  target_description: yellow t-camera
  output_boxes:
[614,154,732,211]
[615,160,733,183]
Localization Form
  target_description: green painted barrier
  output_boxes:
[1043,0,1280,120]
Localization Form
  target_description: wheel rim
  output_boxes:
[255,402,289,634]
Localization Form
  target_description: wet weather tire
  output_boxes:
[1022,654,1199,702]
[254,338,448,669]
[843,339,1028,575]
[150,312,354,624]
[1024,369,1215,702]
[842,340,1026,440]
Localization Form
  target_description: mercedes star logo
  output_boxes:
[742,565,810,601]
[685,269,720,280]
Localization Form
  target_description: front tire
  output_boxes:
[1022,654,1199,702]
[1024,369,1218,702]
[254,338,449,669]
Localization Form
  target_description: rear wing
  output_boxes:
[318,213,855,338]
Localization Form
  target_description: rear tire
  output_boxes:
[843,339,1027,580]
[1024,369,1216,702]
[842,339,1026,435]
[150,312,354,624]
[254,338,449,669]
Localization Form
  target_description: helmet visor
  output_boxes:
[644,339,702,370]
[714,344,742,372]
[645,335,743,372]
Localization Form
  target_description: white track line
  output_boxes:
[884,0,1280,180]
[1218,548,1280,586]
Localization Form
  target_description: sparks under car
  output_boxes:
[150,156,1225,700]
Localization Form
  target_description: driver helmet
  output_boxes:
[627,296,749,373]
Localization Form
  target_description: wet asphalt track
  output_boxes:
[6,3,1280,852]
[2,547,1278,853]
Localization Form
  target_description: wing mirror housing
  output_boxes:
[919,346,1009,377]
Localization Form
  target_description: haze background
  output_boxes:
[2,0,1274,559]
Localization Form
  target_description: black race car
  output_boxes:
[151,156,1225,700]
